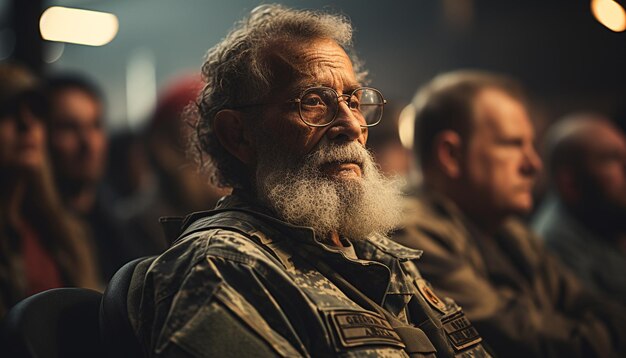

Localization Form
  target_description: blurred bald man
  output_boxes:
[394,71,626,358]
[533,114,626,301]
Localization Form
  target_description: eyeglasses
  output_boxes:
[290,86,386,127]
[232,86,386,128]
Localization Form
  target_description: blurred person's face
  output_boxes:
[0,102,46,172]
[461,88,541,218]
[151,123,231,211]
[578,122,626,213]
[48,88,107,186]
[248,39,402,239]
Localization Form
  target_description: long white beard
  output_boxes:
[256,139,404,241]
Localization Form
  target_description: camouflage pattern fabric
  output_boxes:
[131,193,490,357]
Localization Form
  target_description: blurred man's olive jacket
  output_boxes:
[393,188,626,358]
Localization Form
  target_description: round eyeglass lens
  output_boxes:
[299,88,337,126]
[354,88,384,126]
[298,87,384,126]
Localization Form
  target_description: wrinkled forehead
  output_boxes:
[265,38,359,95]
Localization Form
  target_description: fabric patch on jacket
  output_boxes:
[324,309,406,350]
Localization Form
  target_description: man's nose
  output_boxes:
[522,145,542,175]
[325,101,365,143]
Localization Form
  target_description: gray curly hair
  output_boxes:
[189,4,367,189]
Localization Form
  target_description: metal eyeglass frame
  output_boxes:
[290,86,386,128]
[232,86,387,128]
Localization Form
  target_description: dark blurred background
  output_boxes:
[1,0,624,135]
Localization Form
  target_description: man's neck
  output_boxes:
[461,208,506,237]
[425,179,505,236]
[328,231,346,247]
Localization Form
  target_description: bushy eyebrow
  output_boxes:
[343,84,362,95]
[290,83,316,95]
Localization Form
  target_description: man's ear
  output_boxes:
[434,130,463,178]
[213,109,256,164]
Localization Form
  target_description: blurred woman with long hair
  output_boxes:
[0,63,100,317]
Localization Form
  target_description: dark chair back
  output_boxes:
[100,256,153,358]
[0,288,104,358]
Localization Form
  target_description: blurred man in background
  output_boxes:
[533,114,626,301]
[46,74,135,281]
[146,75,230,214]
[393,70,626,357]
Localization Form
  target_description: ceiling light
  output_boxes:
[40,6,119,46]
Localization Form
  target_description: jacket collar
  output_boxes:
[170,192,423,302]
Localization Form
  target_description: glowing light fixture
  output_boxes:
[40,6,119,46]
[591,0,626,32]
[398,104,417,150]
[126,48,157,130]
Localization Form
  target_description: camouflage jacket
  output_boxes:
[131,193,489,357]
[393,188,626,358]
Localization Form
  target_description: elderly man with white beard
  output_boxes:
[129,5,489,358]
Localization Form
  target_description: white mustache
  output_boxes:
[304,141,369,173]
